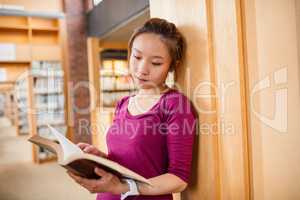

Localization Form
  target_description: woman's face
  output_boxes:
[129,33,172,90]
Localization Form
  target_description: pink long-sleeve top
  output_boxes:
[97,89,197,200]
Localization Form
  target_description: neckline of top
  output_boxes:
[125,88,177,119]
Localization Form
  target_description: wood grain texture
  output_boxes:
[150,0,251,199]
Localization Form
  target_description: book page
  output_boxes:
[47,125,83,161]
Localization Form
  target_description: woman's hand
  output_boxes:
[77,143,108,158]
[67,167,129,194]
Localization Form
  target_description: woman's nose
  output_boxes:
[137,61,150,75]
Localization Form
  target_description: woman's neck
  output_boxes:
[137,84,170,96]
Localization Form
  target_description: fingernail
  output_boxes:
[95,167,102,173]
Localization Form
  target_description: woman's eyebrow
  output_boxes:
[133,48,164,59]
[152,56,164,59]
[133,48,142,53]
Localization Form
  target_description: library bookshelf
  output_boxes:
[1,83,17,126]
[0,13,69,164]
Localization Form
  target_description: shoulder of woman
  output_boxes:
[164,89,190,107]
[114,95,130,114]
[163,89,195,115]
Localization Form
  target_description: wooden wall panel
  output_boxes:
[212,0,250,199]
[244,0,300,199]
[150,0,250,199]
[151,0,221,199]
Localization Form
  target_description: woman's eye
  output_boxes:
[134,55,141,60]
[152,62,162,66]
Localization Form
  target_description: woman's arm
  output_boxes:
[136,173,187,195]
[67,168,187,195]
[68,143,188,195]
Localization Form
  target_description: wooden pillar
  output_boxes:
[87,38,101,148]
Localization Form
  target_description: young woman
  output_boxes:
[68,18,197,200]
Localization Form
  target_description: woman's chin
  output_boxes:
[137,84,152,89]
[134,81,149,88]
[136,84,164,91]
[134,80,161,90]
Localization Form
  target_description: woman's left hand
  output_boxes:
[67,167,129,194]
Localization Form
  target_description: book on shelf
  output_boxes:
[28,125,152,185]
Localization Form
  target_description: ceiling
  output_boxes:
[100,9,150,43]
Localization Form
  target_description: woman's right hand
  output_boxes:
[77,143,108,158]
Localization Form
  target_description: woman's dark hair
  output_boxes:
[128,18,186,72]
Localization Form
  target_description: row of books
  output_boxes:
[101,91,134,107]
[35,94,64,110]
[101,75,135,91]
[100,73,175,107]
[0,94,5,116]
[34,78,64,94]
[32,61,64,77]
[102,72,175,89]
[33,61,67,161]
[101,60,129,76]
[15,78,29,135]
[38,147,56,160]
[38,125,67,141]
[19,125,29,134]
[35,107,65,126]
[15,77,28,100]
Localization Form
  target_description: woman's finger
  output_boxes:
[97,151,108,158]
[94,167,109,178]
[77,143,90,150]
[67,171,84,184]
[67,171,97,188]
[83,146,107,158]
[83,146,95,153]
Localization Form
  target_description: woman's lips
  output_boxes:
[137,77,148,83]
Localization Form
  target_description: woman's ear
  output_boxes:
[169,66,174,72]
[169,60,180,72]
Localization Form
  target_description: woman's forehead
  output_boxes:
[132,33,170,58]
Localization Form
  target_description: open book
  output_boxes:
[28,125,151,185]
